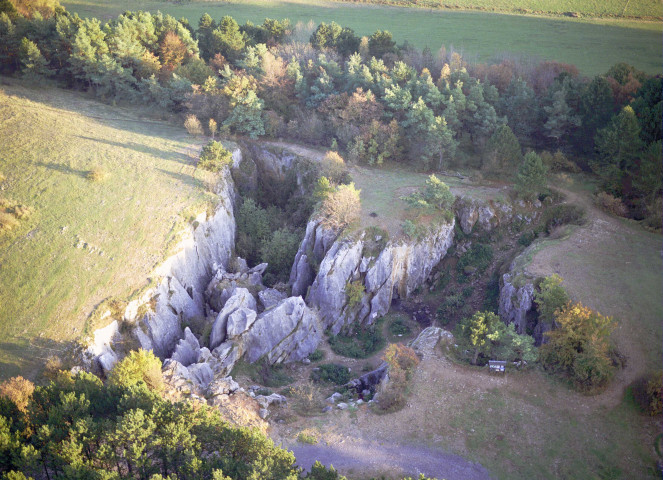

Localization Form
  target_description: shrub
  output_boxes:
[540,303,616,393]
[402,174,454,213]
[534,274,570,325]
[313,176,335,201]
[540,150,580,173]
[108,349,164,393]
[457,243,493,276]
[319,182,361,230]
[0,212,19,231]
[541,204,585,233]
[0,376,34,412]
[311,363,351,385]
[86,167,108,182]
[376,344,419,413]
[594,191,628,217]
[198,140,233,172]
[297,432,319,444]
[328,323,385,359]
[515,151,548,201]
[320,151,348,184]
[290,381,324,416]
[518,230,537,246]
[629,371,662,416]
[344,280,364,308]
[184,114,204,136]
[388,318,411,336]
[308,349,324,362]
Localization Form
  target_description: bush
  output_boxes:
[344,280,365,308]
[297,432,319,444]
[534,274,570,325]
[388,318,411,336]
[541,204,585,233]
[0,376,34,412]
[376,344,419,413]
[457,243,493,276]
[198,140,233,172]
[108,349,163,393]
[290,381,324,416]
[184,114,204,136]
[320,151,348,184]
[594,191,628,217]
[311,363,351,385]
[308,349,325,362]
[86,167,108,182]
[401,175,454,213]
[629,371,662,416]
[518,230,537,246]
[319,182,361,230]
[540,303,617,393]
[328,323,385,359]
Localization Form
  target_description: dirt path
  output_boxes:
[287,438,492,480]
[526,180,662,408]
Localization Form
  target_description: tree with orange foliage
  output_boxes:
[159,31,187,72]
[0,376,34,412]
[540,302,617,392]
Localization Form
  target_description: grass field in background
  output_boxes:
[61,0,662,76]
[325,0,663,19]
[0,79,214,380]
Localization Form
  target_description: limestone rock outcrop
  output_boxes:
[303,220,455,334]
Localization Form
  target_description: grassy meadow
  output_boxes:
[324,0,663,19]
[61,0,662,76]
[0,79,216,380]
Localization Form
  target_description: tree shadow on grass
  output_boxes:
[0,336,82,382]
[76,136,194,166]
[34,161,88,178]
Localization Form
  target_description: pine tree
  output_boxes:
[515,151,548,201]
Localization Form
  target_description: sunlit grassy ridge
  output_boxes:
[61,0,662,76]
[0,79,215,379]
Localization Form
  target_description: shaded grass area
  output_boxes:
[0,79,216,380]
[61,0,662,76]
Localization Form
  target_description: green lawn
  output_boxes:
[324,0,663,19]
[0,78,216,380]
[61,0,662,76]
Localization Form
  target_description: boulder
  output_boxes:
[290,219,338,297]
[258,288,287,310]
[410,327,454,358]
[242,296,322,364]
[226,307,258,340]
[344,363,388,394]
[209,288,257,350]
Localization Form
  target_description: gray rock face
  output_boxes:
[209,288,257,350]
[499,273,535,335]
[454,197,513,234]
[242,296,322,364]
[171,327,201,367]
[258,288,287,310]
[134,164,238,358]
[290,219,338,297]
[226,307,258,340]
[306,221,455,334]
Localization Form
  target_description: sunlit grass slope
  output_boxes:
[61,0,662,76]
[0,78,215,379]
